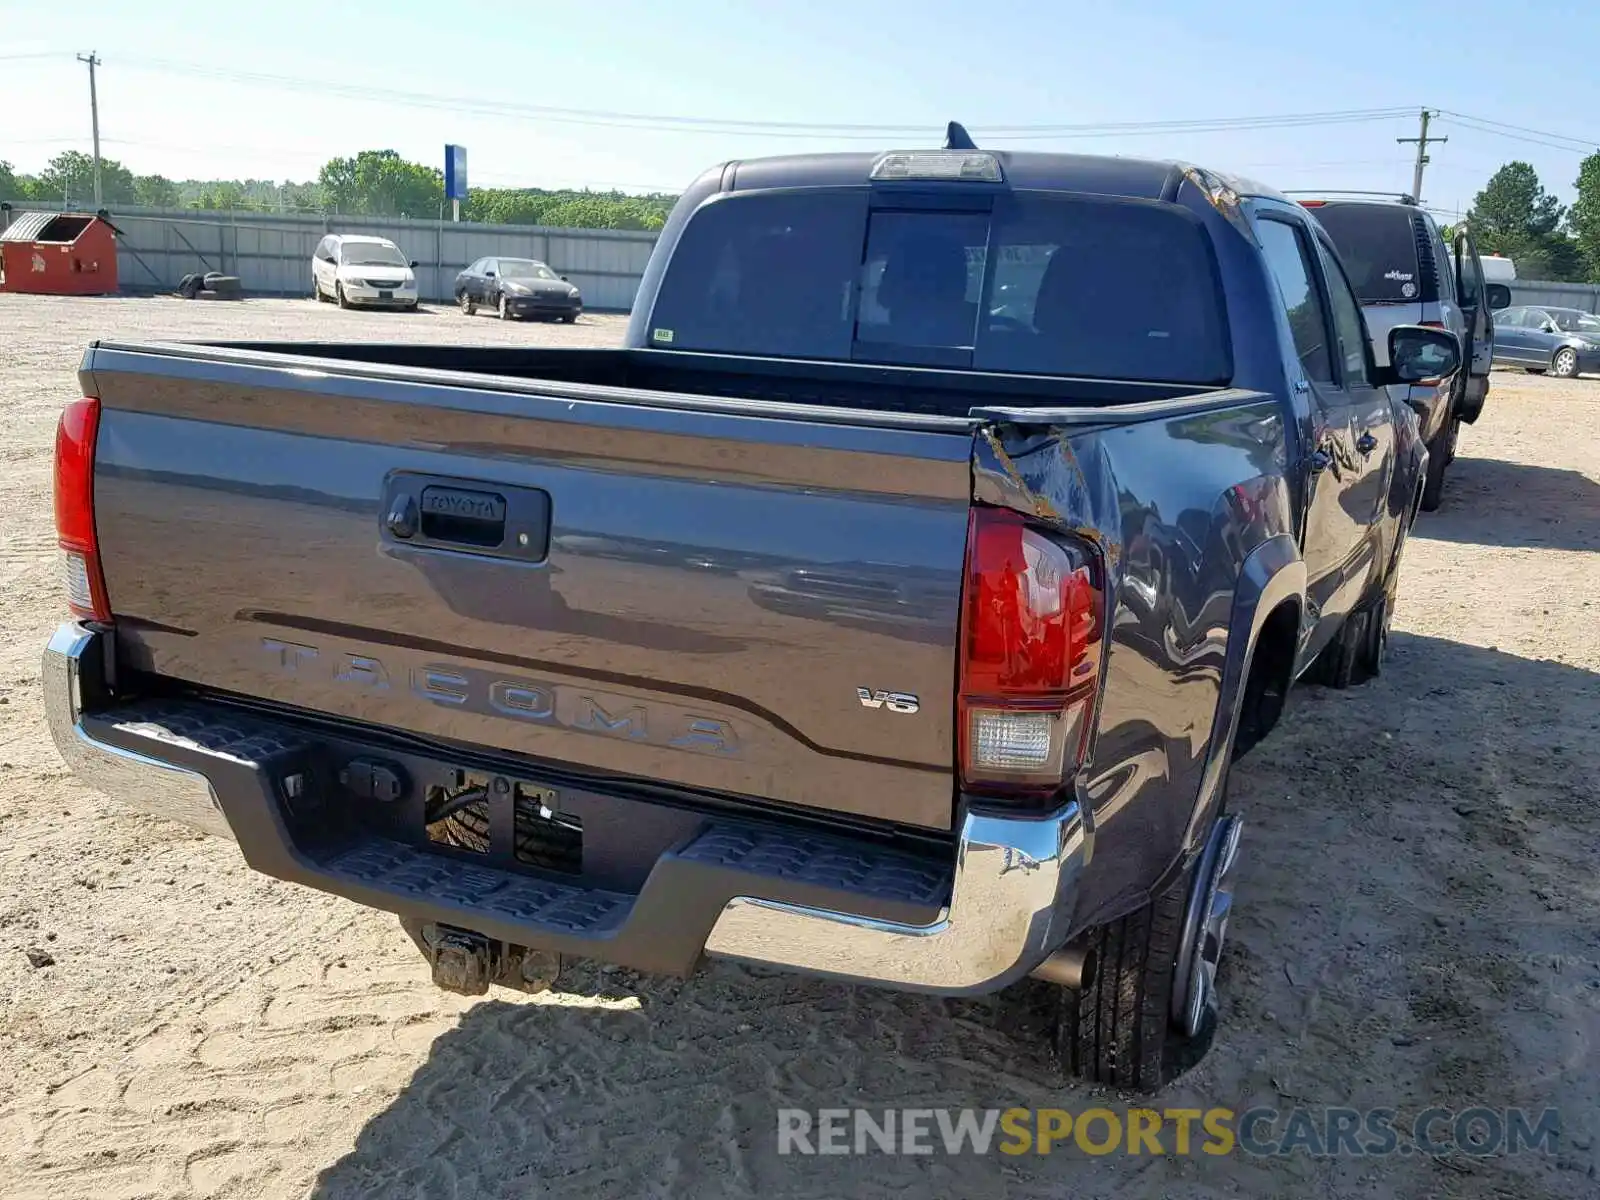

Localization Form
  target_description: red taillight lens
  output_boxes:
[958,506,1101,799]
[54,397,111,623]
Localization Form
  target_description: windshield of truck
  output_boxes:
[1304,203,1422,303]
[647,189,1231,384]
[341,241,408,267]
[500,259,559,280]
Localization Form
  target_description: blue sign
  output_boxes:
[445,145,468,201]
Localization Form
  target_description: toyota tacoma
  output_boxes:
[44,129,1457,1091]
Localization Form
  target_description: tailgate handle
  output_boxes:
[418,486,507,547]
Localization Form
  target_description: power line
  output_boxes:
[1434,111,1599,154]
[111,55,1416,142]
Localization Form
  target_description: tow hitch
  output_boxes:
[424,923,562,996]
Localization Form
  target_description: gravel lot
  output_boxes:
[1,294,1597,1199]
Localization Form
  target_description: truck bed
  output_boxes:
[83,339,1267,841]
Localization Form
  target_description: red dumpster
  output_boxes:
[0,210,119,295]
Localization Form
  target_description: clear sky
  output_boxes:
[3,0,1599,216]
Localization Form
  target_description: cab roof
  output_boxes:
[718,150,1286,205]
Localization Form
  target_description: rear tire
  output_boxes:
[1419,421,1452,511]
[1056,805,1242,1093]
[1551,347,1579,378]
[1057,873,1188,1091]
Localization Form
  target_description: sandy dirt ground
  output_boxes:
[1,294,1597,1199]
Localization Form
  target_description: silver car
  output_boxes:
[1298,195,1497,510]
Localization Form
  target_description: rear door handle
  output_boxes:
[381,473,551,562]
[1356,432,1378,457]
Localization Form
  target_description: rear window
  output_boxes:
[1307,203,1422,304]
[647,189,1231,384]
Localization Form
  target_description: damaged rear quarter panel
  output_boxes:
[974,397,1291,932]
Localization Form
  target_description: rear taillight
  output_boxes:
[958,506,1102,800]
[54,397,111,623]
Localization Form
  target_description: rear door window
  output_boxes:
[1255,218,1334,384]
[648,189,1230,383]
[1307,204,1422,303]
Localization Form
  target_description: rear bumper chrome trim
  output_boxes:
[704,801,1088,994]
[43,622,231,838]
[44,620,1088,995]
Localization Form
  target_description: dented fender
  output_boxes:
[972,394,1301,936]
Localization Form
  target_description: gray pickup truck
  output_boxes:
[45,137,1459,1091]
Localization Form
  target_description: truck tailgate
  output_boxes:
[86,345,975,830]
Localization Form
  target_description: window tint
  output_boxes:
[1317,240,1372,387]
[970,195,1230,382]
[647,189,1230,383]
[648,191,866,359]
[856,210,987,353]
[1308,203,1421,303]
[1256,218,1333,384]
[1434,229,1456,303]
[1498,307,1525,328]
[1455,237,1483,306]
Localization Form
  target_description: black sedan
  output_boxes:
[453,257,583,322]
[1490,306,1600,378]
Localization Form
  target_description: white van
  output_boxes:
[1480,254,1517,284]
[312,234,419,310]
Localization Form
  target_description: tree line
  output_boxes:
[1458,159,1597,282]
[1,149,676,232]
[10,147,1600,276]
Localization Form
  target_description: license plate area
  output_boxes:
[379,289,393,300]
[421,769,580,875]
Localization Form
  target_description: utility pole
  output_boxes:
[1397,108,1446,204]
[76,52,103,208]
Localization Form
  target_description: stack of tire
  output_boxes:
[176,272,243,301]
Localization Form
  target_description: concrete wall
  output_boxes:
[1,203,659,310]
[1506,279,1600,314]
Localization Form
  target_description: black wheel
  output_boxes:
[336,282,350,310]
[1308,608,1366,688]
[458,290,476,316]
[1551,347,1579,378]
[498,293,514,321]
[1057,810,1243,1092]
[406,302,419,312]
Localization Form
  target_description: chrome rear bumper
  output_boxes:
[44,620,1089,994]
[44,623,231,838]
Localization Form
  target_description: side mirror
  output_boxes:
[561,275,569,282]
[1485,283,1512,311]
[410,259,420,269]
[1384,325,1461,384]
[485,270,495,278]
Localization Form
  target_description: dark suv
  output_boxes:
[1298,195,1497,510]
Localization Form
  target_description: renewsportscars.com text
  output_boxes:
[776,1106,1561,1158]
